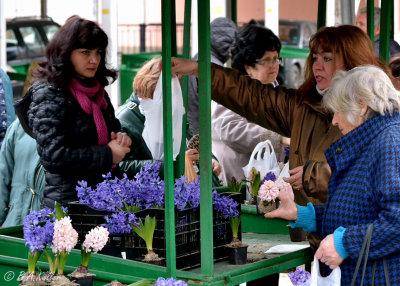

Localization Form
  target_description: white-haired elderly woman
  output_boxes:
[266,65,400,285]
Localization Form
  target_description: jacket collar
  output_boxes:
[302,88,333,119]
[325,112,400,171]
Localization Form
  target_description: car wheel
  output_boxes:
[287,64,302,89]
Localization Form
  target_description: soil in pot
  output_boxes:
[256,197,279,215]
[42,274,79,286]
[19,273,46,286]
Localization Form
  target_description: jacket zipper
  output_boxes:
[30,164,43,212]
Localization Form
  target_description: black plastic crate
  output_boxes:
[68,192,241,270]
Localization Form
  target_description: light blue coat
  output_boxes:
[0,119,45,227]
[0,68,15,127]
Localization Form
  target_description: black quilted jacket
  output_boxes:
[26,83,121,209]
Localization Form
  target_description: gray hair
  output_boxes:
[323,65,400,126]
[359,7,381,29]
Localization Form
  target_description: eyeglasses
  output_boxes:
[255,57,282,66]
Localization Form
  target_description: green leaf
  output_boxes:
[132,215,156,251]
[54,201,65,220]
[127,279,155,286]
[229,216,241,239]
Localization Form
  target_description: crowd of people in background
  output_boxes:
[1,6,400,285]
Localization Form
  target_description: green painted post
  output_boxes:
[231,0,237,24]
[197,0,214,276]
[176,0,192,179]
[317,0,326,30]
[380,0,391,62]
[366,0,374,43]
[161,0,177,277]
[171,0,177,57]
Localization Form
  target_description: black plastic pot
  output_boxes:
[69,274,95,286]
[289,227,307,242]
[227,244,248,265]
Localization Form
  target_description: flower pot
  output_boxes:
[256,197,279,215]
[289,227,307,242]
[69,273,95,286]
[226,243,248,265]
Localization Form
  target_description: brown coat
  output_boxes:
[211,64,343,206]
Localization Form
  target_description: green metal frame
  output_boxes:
[1,1,396,285]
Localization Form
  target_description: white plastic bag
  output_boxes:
[242,139,281,179]
[275,161,290,185]
[141,73,185,160]
[310,256,341,286]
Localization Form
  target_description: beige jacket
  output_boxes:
[211,100,284,186]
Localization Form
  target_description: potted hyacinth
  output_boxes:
[20,208,55,285]
[125,277,187,286]
[69,226,109,286]
[213,191,248,265]
[227,176,243,194]
[256,172,280,215]
[245,167,261,205]
[45,203,79,285]
[288,266,311,286]
[20,202,79,286]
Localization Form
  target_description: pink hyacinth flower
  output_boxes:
[82,226,109,253]
[51,216,78,254]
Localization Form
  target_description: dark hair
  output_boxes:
[231,20,281,75]
[298,25,399,98]
[35,15,117,88]
[389,55,400,78]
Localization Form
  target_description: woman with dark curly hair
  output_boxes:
[24,15,131,209]
[212,20,286,187]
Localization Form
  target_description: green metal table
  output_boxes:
[0,227,311,286]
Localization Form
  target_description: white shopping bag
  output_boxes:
[242,139,281,179]
[275,161,290,185]
[141,73,185,160]
[310,256,341,286]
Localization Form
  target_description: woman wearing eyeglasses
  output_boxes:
[171,25,399,262]
[211,20,286,187]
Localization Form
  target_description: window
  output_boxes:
[19,26,44,48]
[43,24,59,41]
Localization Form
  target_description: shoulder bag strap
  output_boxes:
[351,224,390,286]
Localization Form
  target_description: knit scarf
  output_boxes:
[68,78,109,145]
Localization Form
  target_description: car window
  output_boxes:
[43,24,59,41]
[19,26,44,48]
[279,24,299,46]
[6,29,18,47]
[302,25,312,48]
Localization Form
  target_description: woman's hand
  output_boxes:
[283,165,304,191]
[212,159,222,176]
[315,234,344,269]
[265,182,297,220]
[111,131,132,147]
[171,57,199,77]
[108,139,130,164]
[186,148,199,162]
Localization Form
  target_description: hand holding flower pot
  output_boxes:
[257,172,280,215]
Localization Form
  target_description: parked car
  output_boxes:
[279,20,317,88]
[6,16,60,100]
[6,16,60,66]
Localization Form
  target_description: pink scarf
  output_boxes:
[68,78,109,145]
